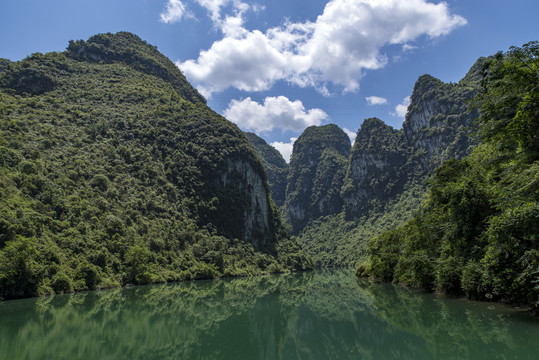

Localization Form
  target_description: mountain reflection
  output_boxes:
[1,270,538,360]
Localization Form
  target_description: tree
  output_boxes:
[475,41,539,160]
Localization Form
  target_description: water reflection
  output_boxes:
[0,270,538,360]
[361,280,539,359]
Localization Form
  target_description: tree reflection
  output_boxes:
[1,270,538,359]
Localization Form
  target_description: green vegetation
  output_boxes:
[342,118,413,217]
[244,132,288,207]
[297,185,425,268]
[287,65,480,265]
[286,124,350,233]
[359,42,539,306]
[0,32,311,300]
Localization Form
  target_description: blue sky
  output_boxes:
[1,0,538,161]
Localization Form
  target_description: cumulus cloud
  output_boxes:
[160,0,188,23]
[178,0,467,96]
[343,127,357,144]
[223,96,328,133]
[366,96,388,106]
[180,31,287,97]
[394,96,411,118]
[271,137,297,163]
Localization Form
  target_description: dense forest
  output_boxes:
[1,31,536,307]
[358,42,538,306]
[0,32,311,300]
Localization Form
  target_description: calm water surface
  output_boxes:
[1,269,538,359]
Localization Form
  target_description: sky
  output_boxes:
[1,0,538,161]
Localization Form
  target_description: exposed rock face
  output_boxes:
[342,118,410,217]
[342,62,483,218]
[244,132,288,207]
[220,159,272,249]
[286,124,351,233]
[402,63,482,172]
[246,58,484,236]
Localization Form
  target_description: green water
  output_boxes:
[1,270,538,360]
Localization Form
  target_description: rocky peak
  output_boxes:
[244,132,288,207]
[286,124,351,233]
[342,118,409,217]
[402,72,478,172]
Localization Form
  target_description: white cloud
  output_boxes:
[178,0,467,96]
[195,0,252,37]
[223,96,328,133]
[180,31,287,97]
[402,44,417,52]
[366,96,388,106]
[271,137,297,163]
[343,128,357,144]
[394,96,411,118]
[160,0,188,23]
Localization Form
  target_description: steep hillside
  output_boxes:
[342,118,412,217]
[402,60,483,172]
[244,132,288,207]
[285,124,350,233]
[360,43,539,306]
[287,60,483,267]
[0,32,311,300]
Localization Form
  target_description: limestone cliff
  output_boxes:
[286,124,350,233]
[244,132,288,207]
[279,59,483,234]
[402,59,484,173]
[0,32,308,299]
[342,118,411,217]
[219,159,273,249]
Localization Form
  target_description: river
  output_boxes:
[1,269,538,359]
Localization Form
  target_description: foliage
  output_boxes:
[342,118,412,217]
[299,185,425,268]
[0,32,311,300]
[286,124,350,233]
[66,32,206,104]
[360,43,539,306]
[473,41,539,160]
[244,132,288,207]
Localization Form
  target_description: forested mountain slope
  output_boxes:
[360,42,539,307]
[244,132,288,207]
[0,32,311,300]
[275,59,483,267]
[285,124,351,233]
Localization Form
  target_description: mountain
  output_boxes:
[268,59,483,267]
[244,132,288,207]
[342,118,411,217]
[360,43,538,306]
[285,124,351,233]
[0,32,311,300]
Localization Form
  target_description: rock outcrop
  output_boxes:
[286,124,351,233]
[219,159,272,248]
[244,132,288,207]
[342,118,410,216]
